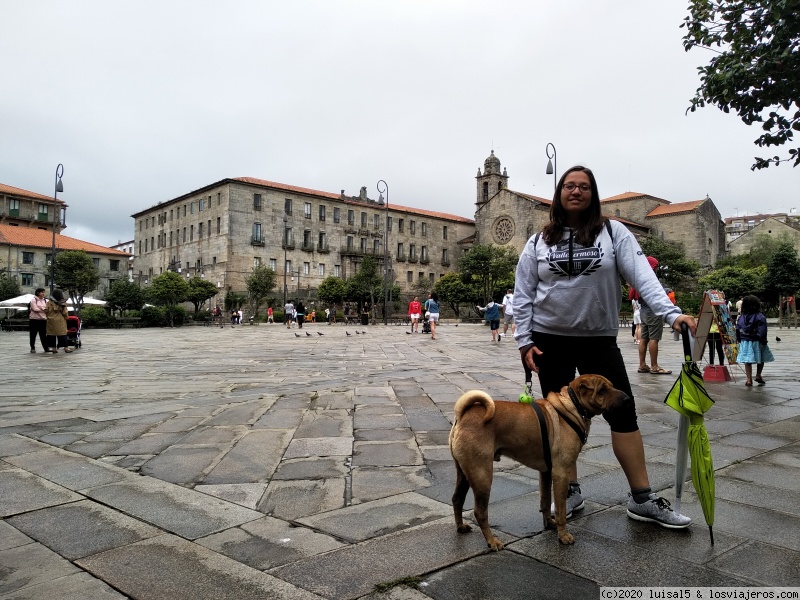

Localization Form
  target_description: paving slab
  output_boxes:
[204,429,293,484]
[0,467,83,517]
[77,534,323,600]
[83,476,263,539]
[194,483,269,509]
[352,439,423,467]
[139,445,223,484]
[273,456,350,480]
[7,499,161,560]
[284,436,354,459]
[351,465,431,503]
[0,571,127,600]
[197,515,346,570]
[0,541,82,596]
[257,478,346,520]
[703,540,800,586]
[3,447,132,491]
[0,434,49,457]
[0,520,32,551]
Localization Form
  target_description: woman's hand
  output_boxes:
[519,343,543,373]
[672,314,697,337]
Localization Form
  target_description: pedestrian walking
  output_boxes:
[45,289,73,353]
[28,288,48,353]
[736,295,774,386]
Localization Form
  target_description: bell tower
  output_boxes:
[476,150,508,207]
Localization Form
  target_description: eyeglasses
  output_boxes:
[563,183,591,192]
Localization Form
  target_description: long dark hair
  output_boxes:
[741,295,761,315]
[542,165,607,246]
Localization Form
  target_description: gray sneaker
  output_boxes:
[626,493,691,528]
[551,485,585,519]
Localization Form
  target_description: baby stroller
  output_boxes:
[66,315,82,348]
[422,313,431,334]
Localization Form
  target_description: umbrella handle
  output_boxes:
[680,321,692,361]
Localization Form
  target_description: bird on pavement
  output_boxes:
[317,331,324,336]
[454,324,458,327]
[306,331,312,336]
[355,331,361,334]
[776,336,782,342]
[346,331,351,336]
[294,333,301,338]
[406,331,411,335]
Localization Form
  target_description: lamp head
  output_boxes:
[55,180,64,193]
[546,159,554,176]
[378,193,384,206]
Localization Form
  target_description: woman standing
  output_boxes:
[476,298,502,342]
[514,165,695,529]
[736,295,774,386]
[45,289,73,353]
[28,288,48,353]
[427,292,440,340]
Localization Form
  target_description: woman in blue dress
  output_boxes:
[736,295,774,386]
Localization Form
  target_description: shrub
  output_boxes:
[140,305,186,327]
[79,305,112,328]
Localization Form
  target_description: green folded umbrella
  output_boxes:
[665,325,716,545]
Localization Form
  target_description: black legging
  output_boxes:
[707,332,725,365]
[29,319,47,350]
[531,332,638,433]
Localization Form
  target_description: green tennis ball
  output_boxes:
[518,393,534,404]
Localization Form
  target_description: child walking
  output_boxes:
[736,295,774,386]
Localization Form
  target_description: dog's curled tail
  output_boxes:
[453,390,495,424]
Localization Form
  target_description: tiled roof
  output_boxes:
[515,191,552,205]
[0,224,130,256]
[0,183,65,204]
[647,199,706,217]
[602,192,670,204]
[236,177,475,224]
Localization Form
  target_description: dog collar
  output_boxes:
[568,386,591,422]
[563,388,590,444]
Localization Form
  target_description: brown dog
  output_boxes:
[449,374,629,548]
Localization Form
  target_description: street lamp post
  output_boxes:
[377,180,389,325]
[282,214,288,309]
[545,143,557,192]
[50,164,64,294]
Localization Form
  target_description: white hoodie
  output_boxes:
[513,220,681,347]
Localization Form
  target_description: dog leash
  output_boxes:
[520,365,552,472]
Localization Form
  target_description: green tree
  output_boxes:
[105,279,146,315]
[186,276,219,315]
[637,235,701,290]
[434,272,475,317]
[698,264,767,299]
[682,0,800,169]
[53,250,100,312]
[458,244,518,304]
[763,242,800,303]
[245,265,276,317]
[0,272,21,301]
[345,257,383,312]
[317,276,348,307]
[147,271,189,327]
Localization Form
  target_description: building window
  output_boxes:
[190,225,194,241]
[110,259,120,271]
[410,244,416,260]
[333,207,340,223]
[303,229,313,250]
[252,223,263,243]
[151,236,154,250]
[269,258,277,271]
[22,251,34,264]
[92,258,100,268]
[21,273,34,286]
[397,242,404,257]
[373,214,380,229]
[420,246,428,262]
[410,220,416,235]
[334,264,340,277]
[361,212,367,227]
[198,223,203,239]
[429,272,435,281]
[169,231,173,246]
[373,238,380,253]
[218,192,222,205]
[170,209,173,221]
[139,241,142,254]
[387,216,392,231]
[398,218,404,233]
[217,217,221,234]
[183,227,186,242]
[207,219,211,236]
[190,202,195,214]
[285,259,292,273]
[303,262,310,275]
[407,271,413,283]
[419,272,424,281]
[360,238,367,252]
[443,225,448,240]
[254,256,262,268]
[318,231,327,250]
[348,210,355,225]
[318,263,325,277]
[347,236,354,250]
[483,181,489,202]
[38,204,49,218]
[285,198,292,215]
[254,194,262,210]
[421,222,427,236]
[319,205,326,221]
[442,249,449,264]
[304,202,312,219]
[199,198,204,212]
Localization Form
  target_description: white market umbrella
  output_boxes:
[67,296,107,306]
[0,293,35,307]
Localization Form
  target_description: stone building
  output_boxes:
[0,182,66,235]
[130,178,475,296]
[474,152,726,268]
[727,217,800,256]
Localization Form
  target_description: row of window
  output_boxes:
[253,257,339,279]
[141,218,223,253]
[3,199,52,220]
[140,192,224,231]
[18,251,120,271]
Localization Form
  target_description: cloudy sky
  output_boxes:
[3,1,797,248]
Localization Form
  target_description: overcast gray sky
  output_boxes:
[3,1,797,248]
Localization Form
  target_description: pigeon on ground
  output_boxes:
[454,324,458,327]
[406,331,411,335]
[360,331,367,334]
[295,333,301,338]
[346,331,351,336]
[306,331,312,336]
[317,331,324,336]
[355,331,361,334]
[776,336,782,342]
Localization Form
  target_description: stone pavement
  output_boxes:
[1,321,799,599]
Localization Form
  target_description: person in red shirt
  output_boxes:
[408,296,422,333]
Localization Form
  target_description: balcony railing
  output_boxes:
[282,239,295,250]
[396,252,407,262]
[440,259,451,267]
[317,244,330,253]
[301,241,315,252]
[340,246,390,259]
[420,256,430,264]
[408,255,418,263]
[37,213,50,222]
[251,236,265,246]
